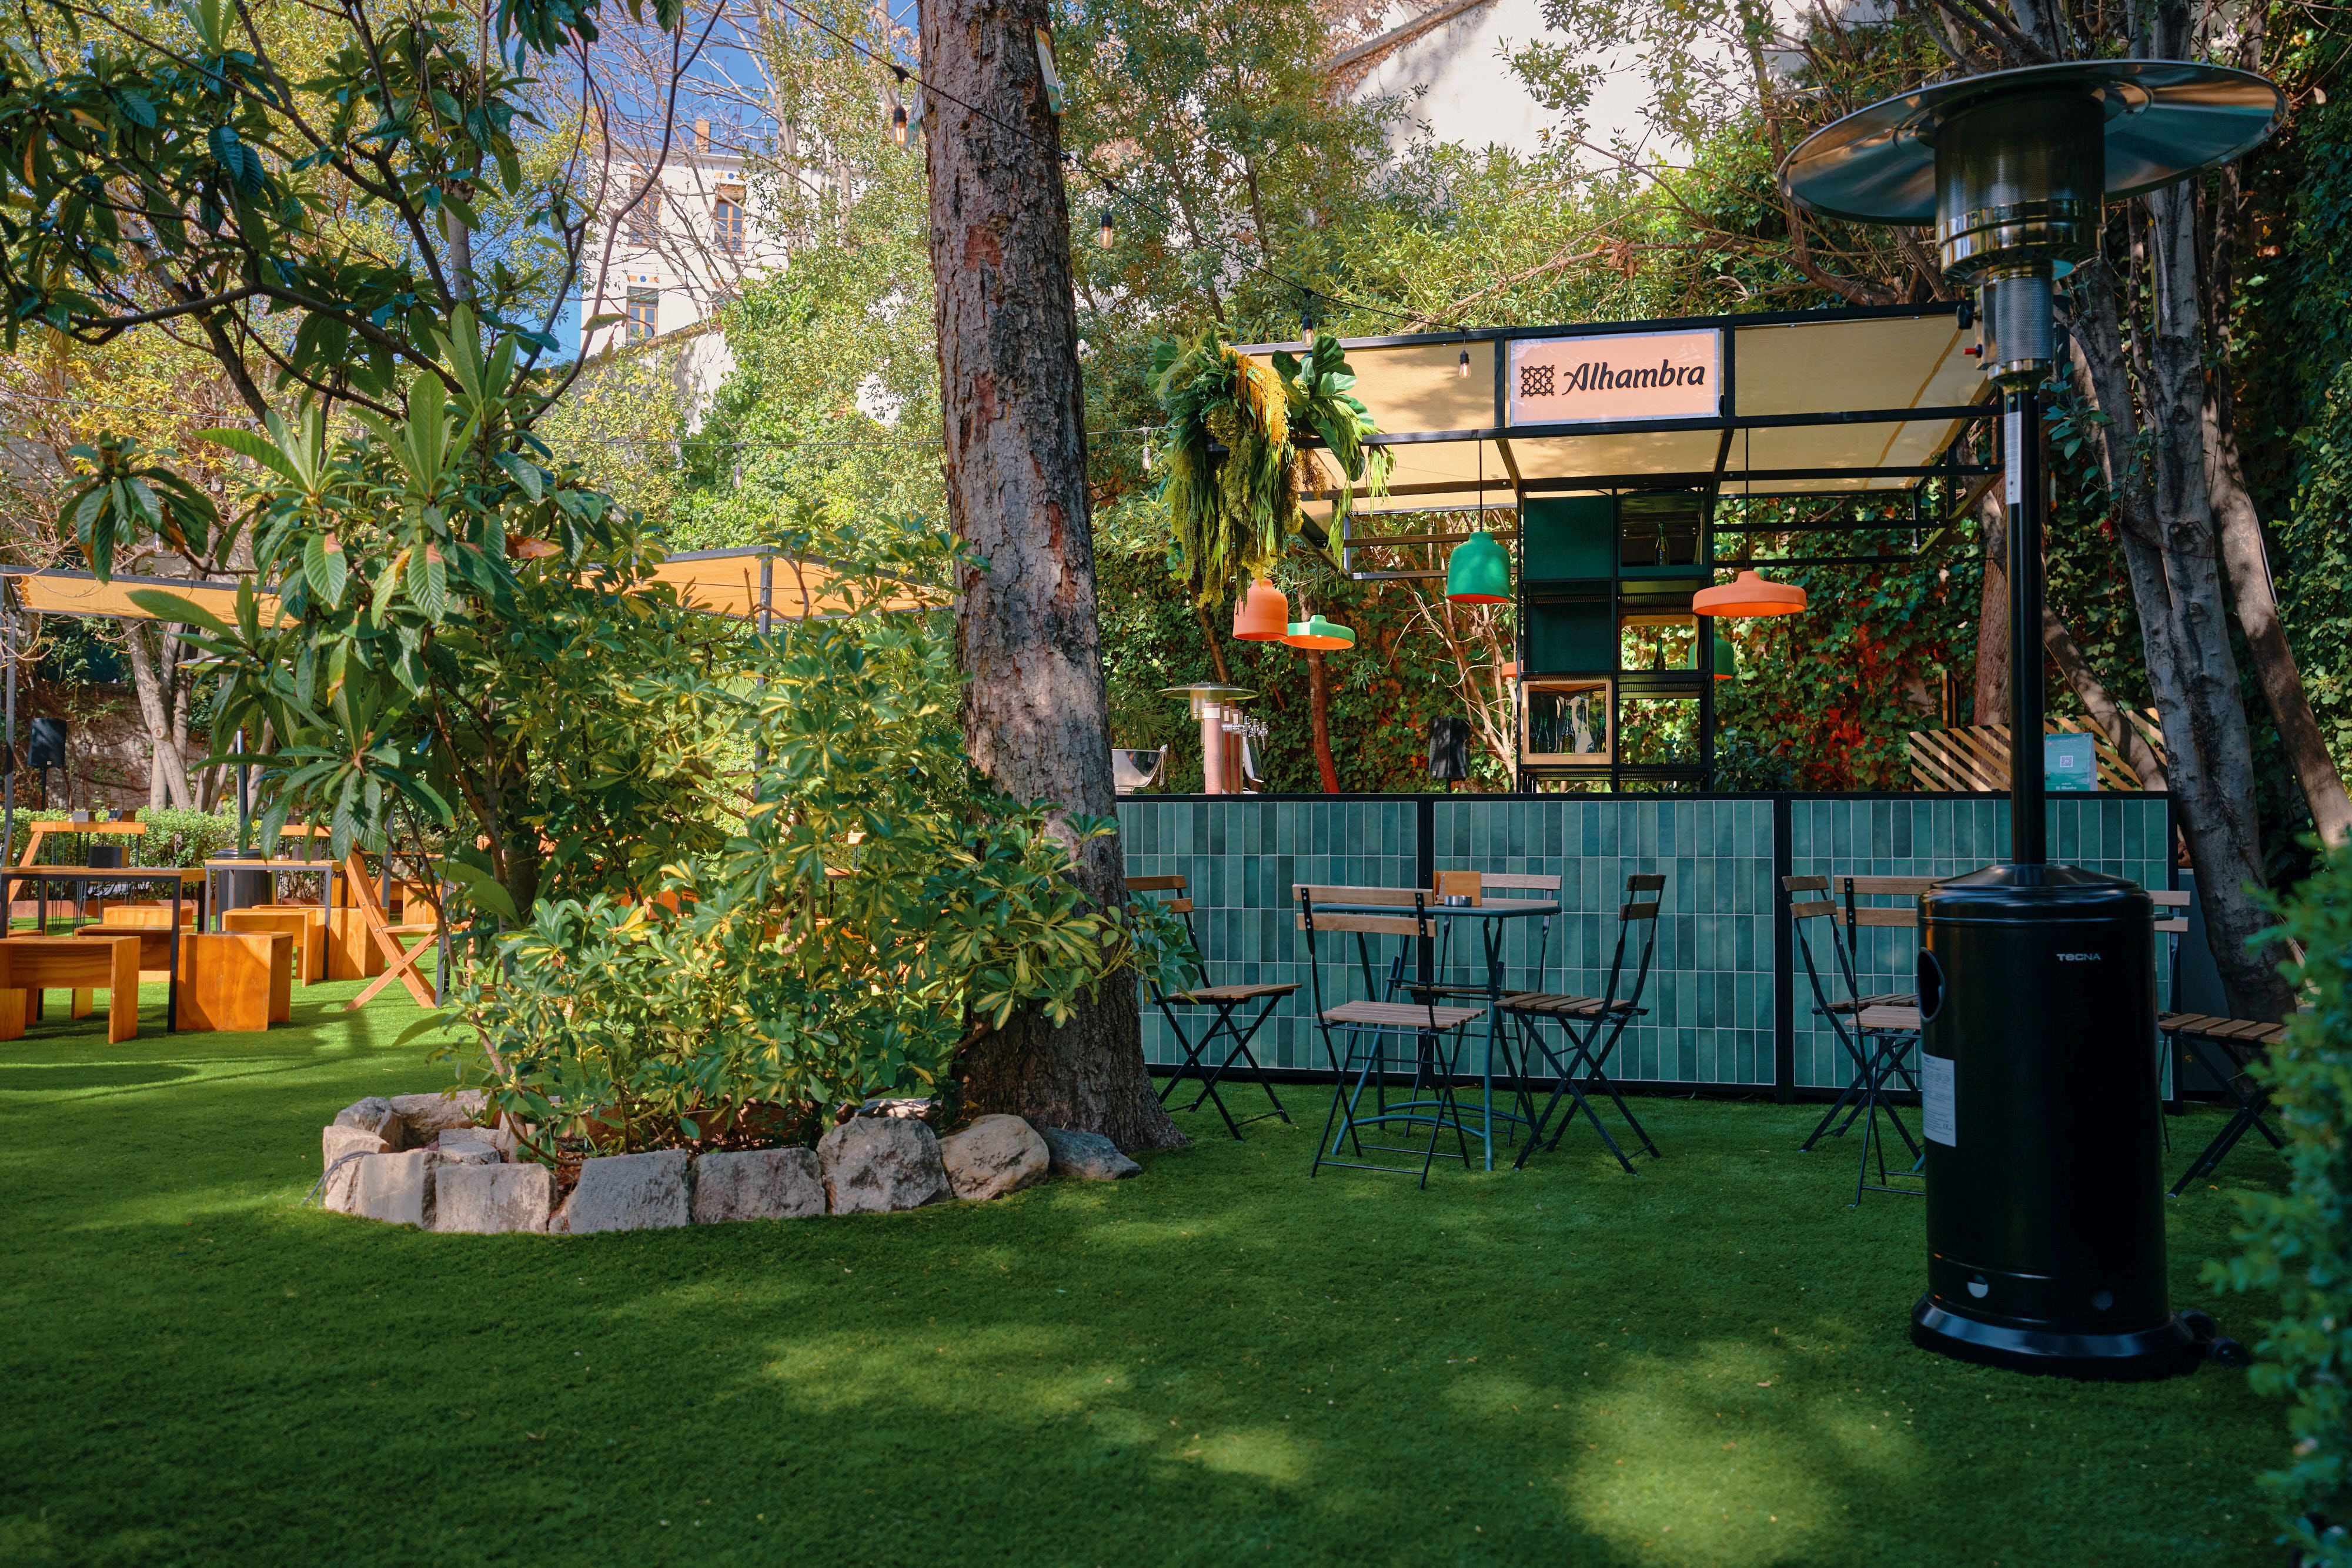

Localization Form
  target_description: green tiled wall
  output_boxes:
[1431,798,1776,1086]
[1119,798,1419,1070]
[1121,794,2174,1094]
[1787,797,2173,1088]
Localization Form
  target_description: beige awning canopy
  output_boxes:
[1240,303,1992,520]
[1,551,944,627]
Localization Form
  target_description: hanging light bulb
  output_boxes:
[891,102,908,146]
[1097,209,1114,249]
[1458,345,1471,379]
[1141,440,1152,472]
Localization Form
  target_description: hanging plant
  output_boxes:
[1148,327,1390,609]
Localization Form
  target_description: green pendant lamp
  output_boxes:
[1713,638,1737,682]
[1283,613,1355,651]
[1445,529,1511,604]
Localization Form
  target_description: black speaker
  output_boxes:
[1427,716,1471,782]
[26,717,65,770]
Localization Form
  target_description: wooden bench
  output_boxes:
[229,904,383,980]
[0,935,140,1043]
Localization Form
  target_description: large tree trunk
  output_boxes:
[122,623,194,810]
[2202,400,2352,848]
[1971,490,2010,725]
[922,0,1182,1149]
[2071,239,2292,1020]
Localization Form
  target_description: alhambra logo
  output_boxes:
[1506,327,1722,426]
[1520,360,1710,397]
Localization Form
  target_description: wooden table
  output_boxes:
[13,865,201,1031]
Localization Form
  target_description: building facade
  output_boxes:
[580,119,787,360]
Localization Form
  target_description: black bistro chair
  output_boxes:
[1497,873,1665,1174]
[1785,875,1924,1204]
[1298,885,1487,1188]
[1128,874,1296,1140]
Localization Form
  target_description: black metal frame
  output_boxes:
[2166,1031,2287,1195]
[1785,877,1923,1203]
[1500,874,1665,1172]
[1298,889,1478,1188]
[1134,882,1294,1141]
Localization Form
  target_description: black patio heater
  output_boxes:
[1780,62,2281,1379]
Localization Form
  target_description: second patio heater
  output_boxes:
[1782,60,2280,1380]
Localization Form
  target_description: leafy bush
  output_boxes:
[449,541,1195,1159]
[133,809,243,869]
[2208,844,2352,1564]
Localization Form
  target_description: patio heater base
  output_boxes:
[1910,1299,2205,1382]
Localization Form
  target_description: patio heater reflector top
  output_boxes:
[1778,60,2282,230]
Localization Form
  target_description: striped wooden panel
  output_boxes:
[1907,711,2166,792]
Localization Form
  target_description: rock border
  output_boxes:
[318,1094,1128,1235]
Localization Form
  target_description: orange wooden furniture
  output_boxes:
[92,901,195,928]
[71,923,176,982]
[0,935,141,1043]
[6,821,145,907]
[173,931,293,1031]
[224,907,325,983]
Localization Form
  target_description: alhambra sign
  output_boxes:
[1506,329,1722,426]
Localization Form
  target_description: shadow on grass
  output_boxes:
[0,1024,2296,1568]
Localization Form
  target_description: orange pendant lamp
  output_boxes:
[1692,569,1807,617]
[1231,580,1290,641]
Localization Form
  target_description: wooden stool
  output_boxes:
[225,908,325,984]
[175,932,293,1032]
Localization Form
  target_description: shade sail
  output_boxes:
[1241,303,1990,519]
[1,551,945,627]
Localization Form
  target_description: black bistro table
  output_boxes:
[1304,894,1559,1172]
[12,864,204,1032]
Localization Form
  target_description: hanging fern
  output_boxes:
[1148,327,1390,609]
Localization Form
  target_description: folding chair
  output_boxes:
[1786,876,1923,1203]
[2161,1012,2290,1194]
[1129,874,1295,1139]
[1298,887,1485,1187]
[1496,874,1663,1172]
[1404,871,1561,1150]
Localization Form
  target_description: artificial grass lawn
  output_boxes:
[0,977,2295,1567]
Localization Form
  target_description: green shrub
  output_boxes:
[449,540,1195,1159]
[133,810,243,870]
[2209,844,2352,1564]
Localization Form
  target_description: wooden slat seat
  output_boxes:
[2159,1012,2289,1047]
[1856,1004,1922,1032]
[1173,981,1298,1005]
[1319,999,1485,1031]
[1498,991,1633,1019]
[1826,990,1917,1013]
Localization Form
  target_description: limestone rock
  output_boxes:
[389,1089,487,1142]
[1039,1127,1141,1181]
[938,1115,1050,1201]
[329,1149,439,1226]
[691,1148,826,1223]
[324,1122,388,1166]
[434,1163,553,1234]
[557,1149,693,1234]
[435,1131,503,1166]
[817,1116,948,1215]
[857,1095,943,1124]
[332,1096,404,1149]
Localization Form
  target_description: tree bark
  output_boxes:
[1305,649,1339,793]
[122,622,195,810]
[1971,490,2010,726]
[2070,239,2291,1021]
[2202,399,2352,848]
[1191,603,1233,684]
[922,0,1182,1149]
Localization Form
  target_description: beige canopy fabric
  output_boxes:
[1,551,944,627]
[1241,304,1989,521]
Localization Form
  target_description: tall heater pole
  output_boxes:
[2006,386,2044,864]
